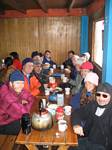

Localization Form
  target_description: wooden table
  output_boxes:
[16,95,78,150]
[16,70,78,150]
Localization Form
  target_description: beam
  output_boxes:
[68,0,76,12]
[0,8,87,18]
[2,0,26,14]
[34,0,48,13]
[87,0,105,15]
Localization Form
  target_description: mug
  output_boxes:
[50,68,54,73]
[58,120,67,132]
[49,77,55,83]
[64,105,72,116]
[53,64,56,69]
[60,65,64,70]
[61,74,65,80]
[65,87,70,95]
[44,84,48,90]
[62,77,68,83]
[45,88,50,96]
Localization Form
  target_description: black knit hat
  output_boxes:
[31,51,39,58]
[97,83,112,96]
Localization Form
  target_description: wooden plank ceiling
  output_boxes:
[0,0,104,17]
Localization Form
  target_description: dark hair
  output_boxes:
[45,50,51,53]
[38,52,43,57]
[10,52,19,59]
[4,57,13,68]
[68,50,74,55]
[31,51,39,58]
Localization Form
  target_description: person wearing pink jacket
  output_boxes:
[0,70,34,135]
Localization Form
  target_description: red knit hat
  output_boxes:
[80,61,94,70]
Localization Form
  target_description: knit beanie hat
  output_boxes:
[22,58,33,66]
[31,51,39,58]
[80,61,94,70]
[83,52,90,61]
[97,83,112,97]
[9,70,24,82]
[84,72,99,86]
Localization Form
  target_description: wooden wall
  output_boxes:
[0,16,81,64]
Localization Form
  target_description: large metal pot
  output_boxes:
[31,99,53,130]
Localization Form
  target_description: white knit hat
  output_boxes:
[84,72,99,86]
[83,52,90,61]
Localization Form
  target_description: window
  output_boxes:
[93,20,104,67]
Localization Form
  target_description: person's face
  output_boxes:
[34,64,42,73]
[72,57,77,66]
[10,81,24,94]
[23,62,34,74]
[96,92,111,106]
[81,69,90,78]
[32,55,40,62]
[68,53,74,59]
[85,81,96,92]
[45,52,51,59]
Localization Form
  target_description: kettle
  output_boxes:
[31,99,53,130]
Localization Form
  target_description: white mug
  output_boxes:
[45,88,50,96]
[49,77,55,83]
[62,77,68,83]
[65,87,70,95]
[64,105,72,116]
[53,64,56,69]
[43,84,48,90]
[58,120,67,132]
[60,65,64,70]
[61,74,65,80]
[50,68,54,73]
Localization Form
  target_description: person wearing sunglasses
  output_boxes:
[69,82,112,150]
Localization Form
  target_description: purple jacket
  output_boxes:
[0,84,34,125]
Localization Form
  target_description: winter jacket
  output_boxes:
[13,59,22,70]
[0,83,34,125]
[24,74,41,96]
[43,56,56,67]
[71,101,112,150]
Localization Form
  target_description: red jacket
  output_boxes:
[0,84,34,125]
[13,59,22,70]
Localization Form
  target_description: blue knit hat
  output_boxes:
[22,58,33,66]
[9,70,24,82]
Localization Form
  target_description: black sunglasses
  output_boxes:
[96,93,108,98]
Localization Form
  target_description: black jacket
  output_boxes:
[71,101,112,150]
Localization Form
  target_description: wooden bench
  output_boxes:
[0,135,17,150]
[0,135,27,150]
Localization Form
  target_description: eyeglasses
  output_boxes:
[96,93,109,98]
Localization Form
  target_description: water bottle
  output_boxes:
[57,93,64,106]
[21,113,31,134]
